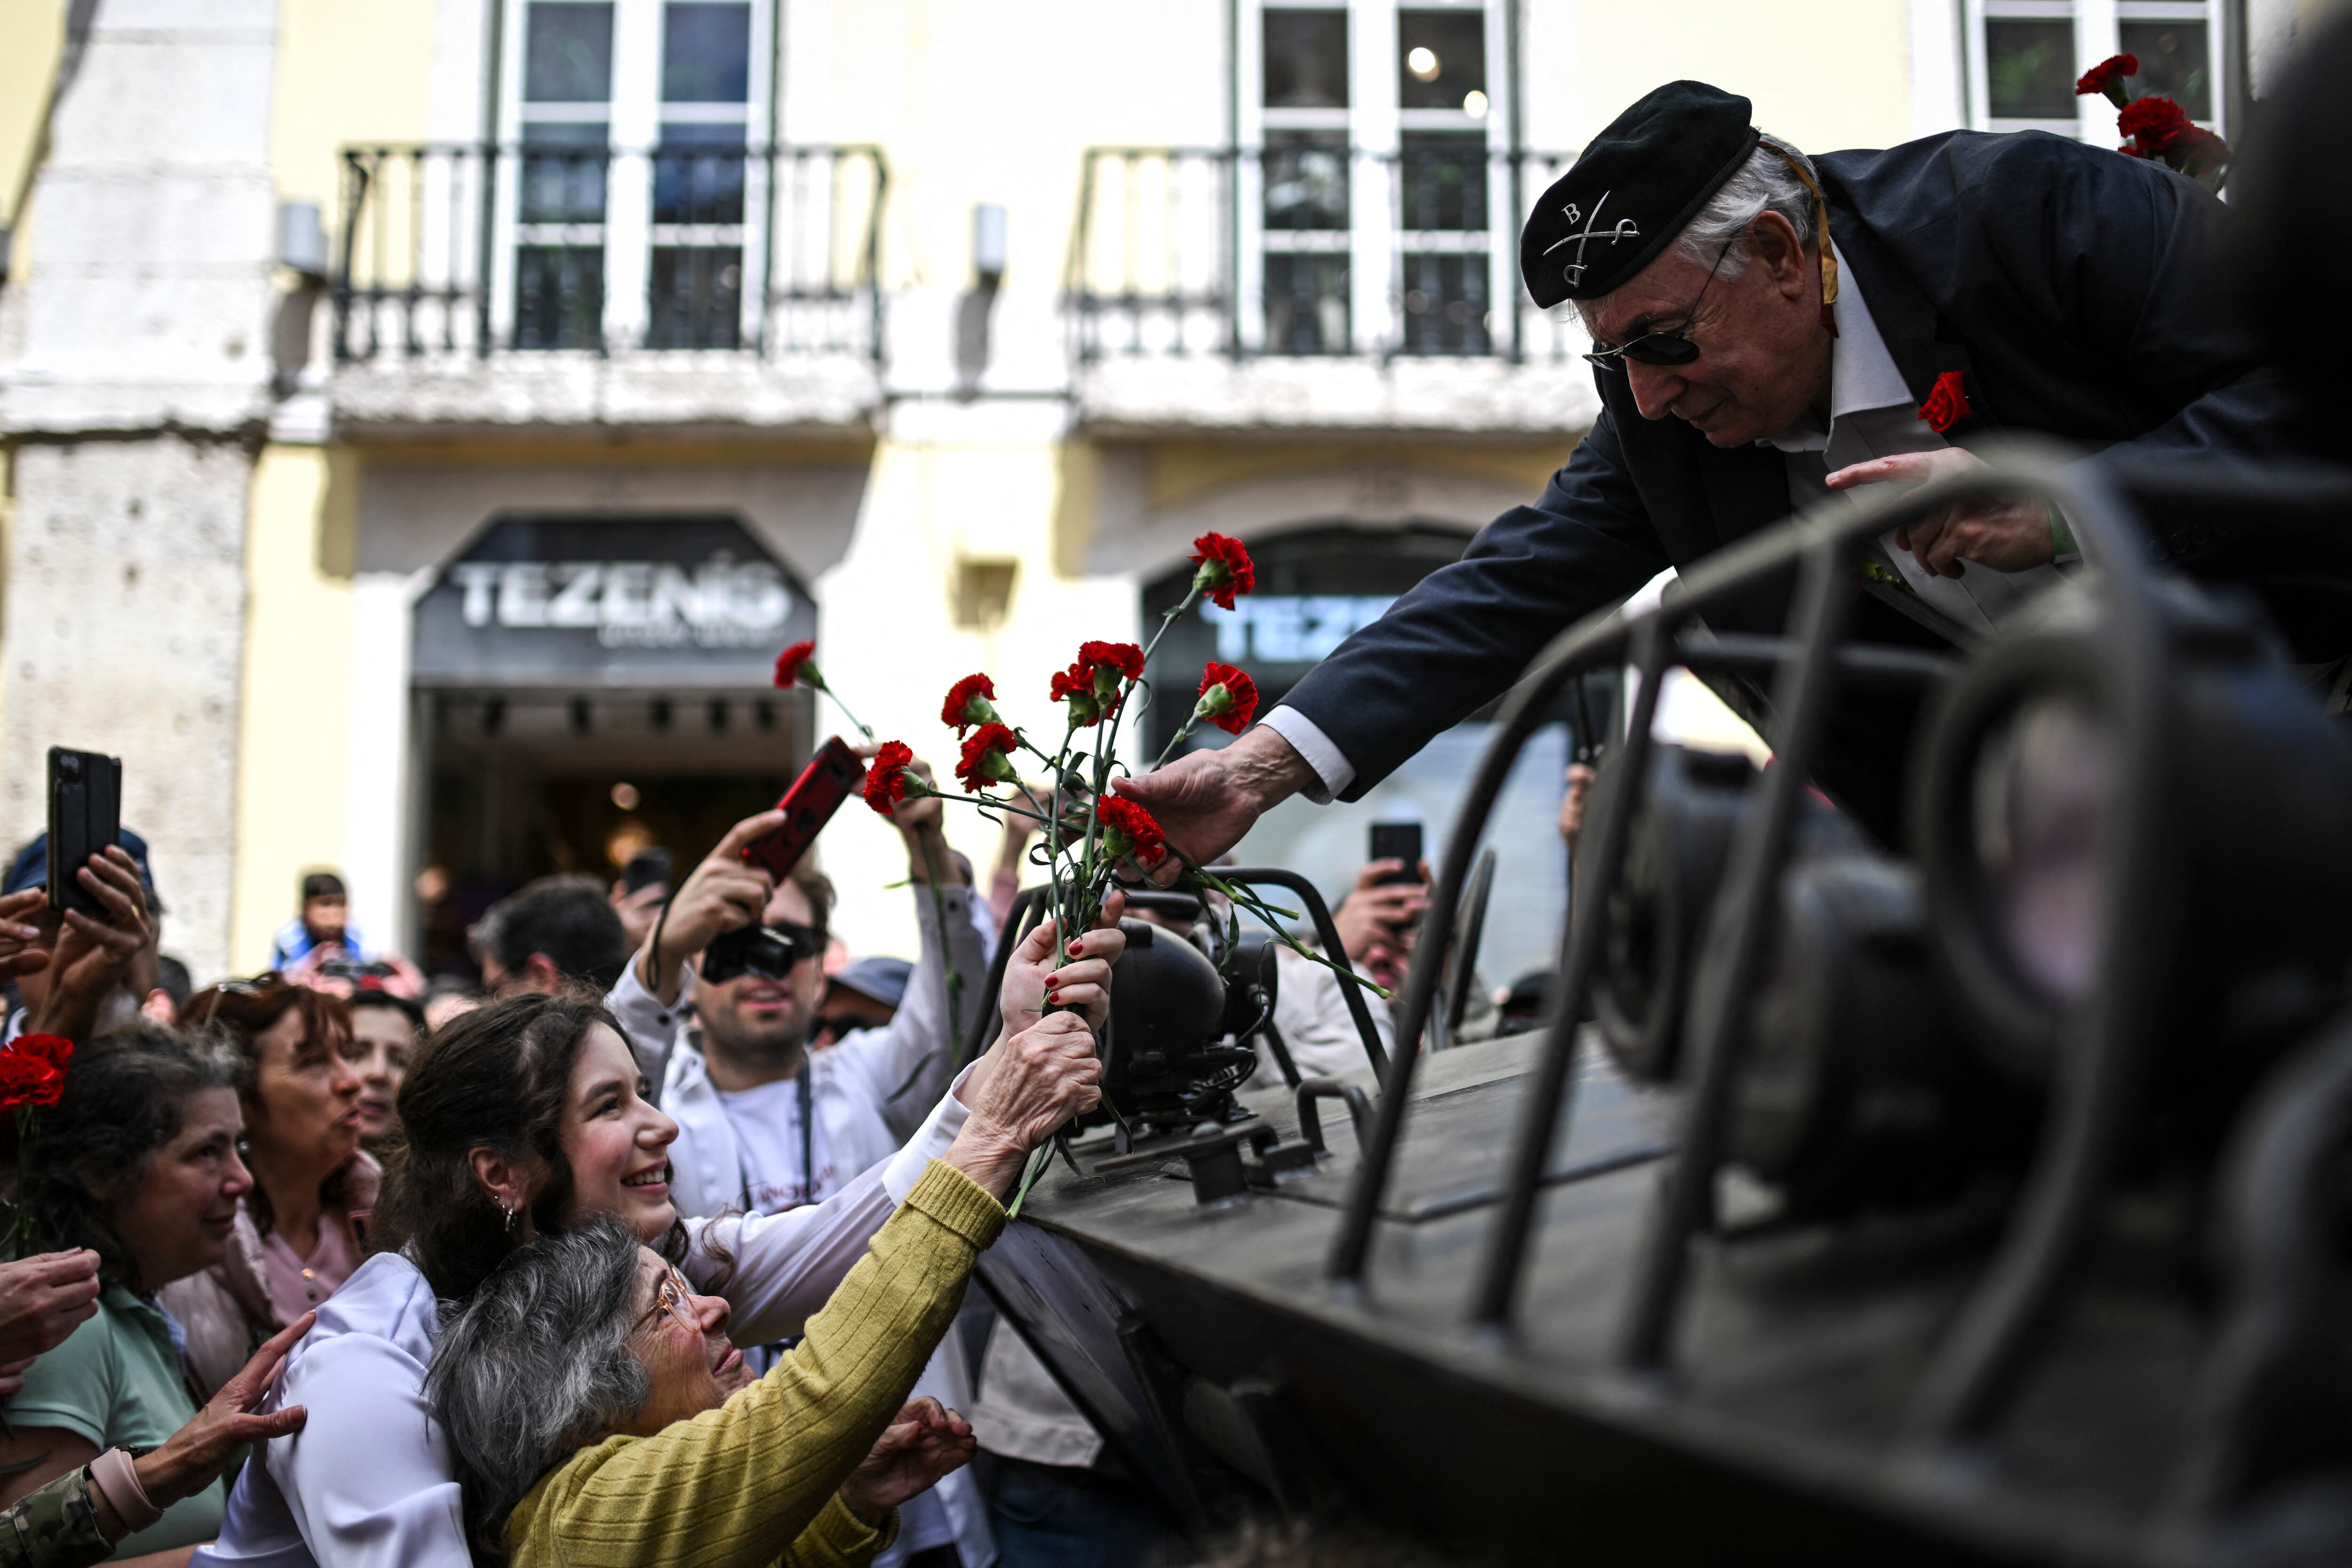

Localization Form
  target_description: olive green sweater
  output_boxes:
[505,1160,1008,1568]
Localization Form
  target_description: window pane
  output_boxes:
[648,248,744,348]
[514,246,605,348]
[1263,9,1348,109]
[663,3,752,103]
[1264,254,1349,355]
[655,124,747,223]
[1400,252,1490,355]
[1398,9,1486,110]
[2119,20,2210,119]
[1986,19,2077,118]
[1263,131,1349,230]
[1399,131,1486,230]
[525,3,614,103]
[521,122,609,223]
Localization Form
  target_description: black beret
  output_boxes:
[1519,81,1761,308]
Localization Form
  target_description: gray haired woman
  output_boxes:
[429,1176,999,1568]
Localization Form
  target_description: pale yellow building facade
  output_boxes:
[0,0,2306,982]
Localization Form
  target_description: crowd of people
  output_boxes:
[0,729,1457,1568]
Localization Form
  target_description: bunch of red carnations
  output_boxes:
[2075,53,2229,186]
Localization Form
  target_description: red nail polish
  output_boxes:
[1066,940,1082,956]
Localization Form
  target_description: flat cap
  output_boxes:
[1520,80,1761,307]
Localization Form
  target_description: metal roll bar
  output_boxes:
[1322,444,2173,1456]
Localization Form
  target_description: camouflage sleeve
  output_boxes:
[0,1466,114,1568]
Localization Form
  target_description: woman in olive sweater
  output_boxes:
[425,1008,1099,1568]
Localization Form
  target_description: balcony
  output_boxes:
[326,142,888,435]
[1065,144,1602,437]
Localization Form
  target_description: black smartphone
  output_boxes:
[742,737,865,882]
[1368,821,1424,887]
[47,746,122,917]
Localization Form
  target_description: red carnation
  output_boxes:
[941,674,999,735]
[2118,95,2192,158]
[1049,662,1102,726]
[2075,53,2138,105]
[773,640,818,690]
[863,741,914,816]
[1188,533,1256,611]
[0,1053,63,1110]
[11,1034,72,1071]
[1917,371,1972,435]
[1076,641,1145,689]
[1193,662,1259,735]
[1097,794,1169,869]
[2167,125,2229,178]
[955,723,1020,792]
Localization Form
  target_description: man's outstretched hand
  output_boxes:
[1824,447,2057,579]
[1111,726,1318,880]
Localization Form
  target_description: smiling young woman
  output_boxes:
[162,977,377,1398]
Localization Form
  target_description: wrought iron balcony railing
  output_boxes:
[331,141,887,365]
[1066,144,1586,365]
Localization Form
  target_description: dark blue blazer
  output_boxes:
[1279,130,2286,805]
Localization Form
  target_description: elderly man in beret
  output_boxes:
[1120,79,2283,851]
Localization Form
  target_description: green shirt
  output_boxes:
[8,1287,223,1558]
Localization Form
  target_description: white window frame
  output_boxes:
[1240,0,1508,358]
[1964,0,2228,139]
[493,0,776,353]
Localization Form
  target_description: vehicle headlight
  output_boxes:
[1917,583,2352,1102]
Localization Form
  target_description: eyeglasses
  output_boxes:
[1581,234,1739,372]
[642,1263,696,1335]
[699,921,826,986]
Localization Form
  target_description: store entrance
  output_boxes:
[413,688,808,978]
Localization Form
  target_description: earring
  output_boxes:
[501,1202,517,1235]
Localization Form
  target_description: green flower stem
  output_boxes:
[810,680,876,743]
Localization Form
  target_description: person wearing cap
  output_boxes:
[1119,80,2280,854]
[813,956,913,1050]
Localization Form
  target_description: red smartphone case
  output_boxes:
[743,736,866,881]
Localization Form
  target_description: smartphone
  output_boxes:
[1368,821,1424,887]
[47,747,122,917]
[742,737,865,882]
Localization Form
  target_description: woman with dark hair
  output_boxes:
[198,916,1122,1568]
[339,988,421,1155]
[162,978,373,1398]
[0,1027,313,1560]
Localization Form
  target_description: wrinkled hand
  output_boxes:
[0,1251,102,1384]
[135,1311,314,1510]
[639,810,783,1001]
[1111,727,1316,884]
[1331,863,1426,993]
[838,1398,976,1526]
[32,849,153,1043]
[0,891,51,986]
[1559,764,1596,855]
[998,891,1126,1037]
[947,1012,1104,1197]
[1824,447,2055,578]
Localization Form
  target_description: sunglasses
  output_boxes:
[699,921,826,986]
[1581,234,1739,372]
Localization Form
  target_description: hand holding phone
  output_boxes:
[47,749,122,919]
[1367,822,1425,889]
[741,737,866,881]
